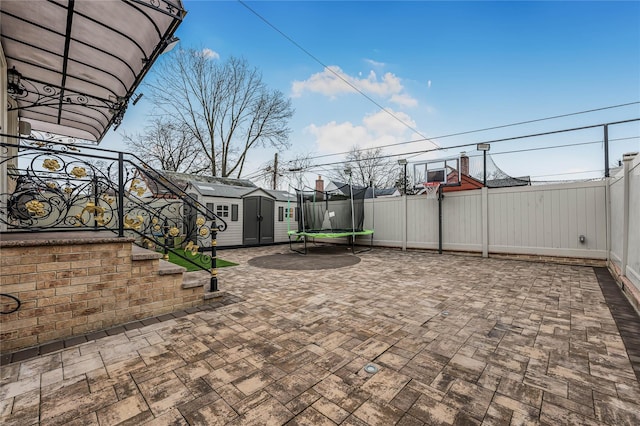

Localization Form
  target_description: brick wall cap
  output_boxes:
[0,232,134,248]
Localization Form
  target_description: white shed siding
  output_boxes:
[274,201,298,243]
[197,196,243,247]
[219,199,243,247]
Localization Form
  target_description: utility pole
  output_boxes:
[273,153,278,189]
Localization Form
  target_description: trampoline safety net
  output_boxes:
[296,183,367,233]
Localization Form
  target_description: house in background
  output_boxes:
[323,178,400,198]
[442,153,531,193]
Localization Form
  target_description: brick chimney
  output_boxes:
[460,153,469,176]
[315,176,324,200]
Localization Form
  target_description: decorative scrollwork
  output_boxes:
[184,240,200,255]
[43,159,61,171]
[130,179,146,197]
[124,215,145,230]
[25,200,45,216]
[1,140,227,276]
[27,131,87,148]
[71,167,87,178]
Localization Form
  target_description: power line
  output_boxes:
[530,169,603,179]
[237,0,640,174]
[463,135,639,159]
[284,101,640,163]
[236,0,441,150]
[286,118,640,171]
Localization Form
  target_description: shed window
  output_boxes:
[206,202,214,220]
[216,204,229,218]
[231,204,239,221]
[278,206,284,222]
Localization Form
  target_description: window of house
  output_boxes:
[216,204,229,218]
[231,204,238,221]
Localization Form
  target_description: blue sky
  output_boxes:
[102,0,640,186]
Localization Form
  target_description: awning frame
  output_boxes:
[2,0,186,143]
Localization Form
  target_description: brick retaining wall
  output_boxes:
[0,235,203,352]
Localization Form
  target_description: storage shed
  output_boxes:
[141,171,298,247]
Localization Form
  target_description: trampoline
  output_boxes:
[288,179,374,255]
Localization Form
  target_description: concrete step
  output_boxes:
[182,270,210,289]
[158,259,186,275]
[131,245,162,261]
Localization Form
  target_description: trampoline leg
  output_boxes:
[352,233,374,254]
[289,235,307,255]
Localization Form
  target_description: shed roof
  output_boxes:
[262,189,296,202]
[191,182,254,199]
[162,171,257,189]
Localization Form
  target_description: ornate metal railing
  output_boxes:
[0,134,226,292]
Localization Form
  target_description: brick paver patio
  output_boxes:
[1,246,639,425]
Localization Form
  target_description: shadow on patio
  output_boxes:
[1,245,639,425]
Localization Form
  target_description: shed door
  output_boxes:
[259,197,274,244]
[243,196,274,245]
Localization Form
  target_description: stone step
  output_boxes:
[158,259,186,275]
[131,245,162,261]
[182,270,211,289]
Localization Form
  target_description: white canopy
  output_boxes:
[1,0,185,142]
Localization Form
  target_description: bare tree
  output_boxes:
[122,118,208,174]
[145,50,294,177]
[332,146,396,188]
[249,153,312,191]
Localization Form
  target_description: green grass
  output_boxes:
[164,249,238,272]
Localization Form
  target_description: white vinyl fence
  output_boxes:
[609,153,640,290]
[364,180,609,259]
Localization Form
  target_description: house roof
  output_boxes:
[365,187,399,198]
[2,0,185,143]
[486,176,531,188]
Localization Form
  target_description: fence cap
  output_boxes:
[622,152,638,162]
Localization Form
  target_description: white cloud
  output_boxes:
[304,109,420,155]
[427,80,432,89]
[200,48,220,60]
[364,58,385,68]
[291,66,417,108]
[390,93,418,108]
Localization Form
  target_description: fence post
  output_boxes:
[162,219,169,260]
[117,152,124,237]
[482,187,489,258]
[621,153,633,277]
[92,174,99,230]
[402,194,407,251]
[210,220,219,292]
[604,124,610,178]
